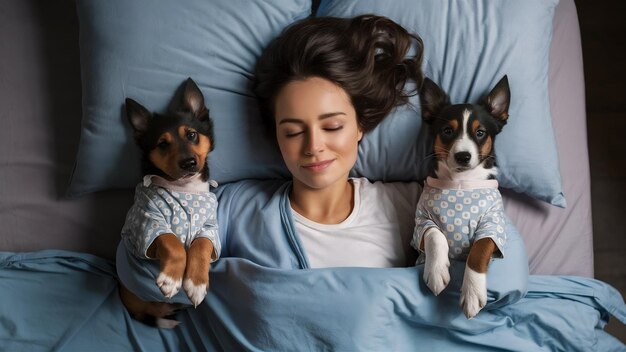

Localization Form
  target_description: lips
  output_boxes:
[301,159,334,172]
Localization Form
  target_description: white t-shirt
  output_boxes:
[291,178,421,268]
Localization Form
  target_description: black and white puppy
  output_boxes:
[415,76,510,318]
[420,76,510,181]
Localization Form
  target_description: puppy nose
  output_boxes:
[179,158,197,171]
[454,152,471,165]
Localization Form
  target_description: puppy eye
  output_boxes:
[186,131,198,141]
[476,130,486,138]
[442,126,454,136]
[157,140,169,149]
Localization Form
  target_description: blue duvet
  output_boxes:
[0,180,624,351]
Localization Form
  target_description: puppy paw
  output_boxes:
[156,273,182,298]
[460,267,487,319]
[424,258,450,296]
[155,317,181,329]
[423,228,450,296]
[183,278,207,308]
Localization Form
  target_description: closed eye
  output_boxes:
[285,125,343,137]
[285,131,304,138]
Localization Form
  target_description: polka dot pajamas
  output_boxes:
[412,178,506,262]
[121,183,220,261]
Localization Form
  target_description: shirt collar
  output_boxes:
[426,176,498,190]
[143,174,217,193]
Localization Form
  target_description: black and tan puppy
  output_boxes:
[120,78,219,327]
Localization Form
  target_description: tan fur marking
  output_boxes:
[434,135,448,160]
[176,126,212,171]
[118,283,184,323]
[147,233,187,279]
[466,238,497,273]
[471,121,493,158]
[185,237,214,286]
[177,126,189,140]
[449,119,459,131]
[149,132,180,179]
[149,127,213,180]
[471,120,480,134]
[481,136,493,158]
[192,134,211,170]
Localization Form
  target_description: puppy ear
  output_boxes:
[125,98,152,139]
[483,75,510,123]
[181,78,209,121]
[420,78,450,124]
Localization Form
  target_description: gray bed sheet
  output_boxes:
[0,0,593,276]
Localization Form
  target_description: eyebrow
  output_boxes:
[278,112,346,125]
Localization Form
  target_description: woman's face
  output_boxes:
[274,77,363,191]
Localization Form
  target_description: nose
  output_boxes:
[454,151,471,166]
[179,157,197,171]
[304,129,324,156]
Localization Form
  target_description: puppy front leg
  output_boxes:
[147,233,186,299]
[461,237,497,319]
[183,237,214,307]
[422,227,450,296]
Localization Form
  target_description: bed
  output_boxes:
[0,0,623,351]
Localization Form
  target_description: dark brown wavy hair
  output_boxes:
[254,14,424,134]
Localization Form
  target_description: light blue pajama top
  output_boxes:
[121,175,220,260]
[412,177,507,262]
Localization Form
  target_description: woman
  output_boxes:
[252,15,425,268]
[117,15,528,348]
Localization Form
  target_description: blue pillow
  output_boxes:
[68,0,310,196]
[319,0,566,207]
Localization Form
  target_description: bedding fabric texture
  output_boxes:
[68,0,310,196]
[317,0,566,207]
[0,179,623,350]
[111,179,622,351]
[503,0,594,277]
[69,0,566,209]
[2,251,624,352]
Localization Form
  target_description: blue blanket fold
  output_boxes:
[2,181,625,351]
[179,258,626,351]
[0,250,625,351]
[0,251,182,352]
